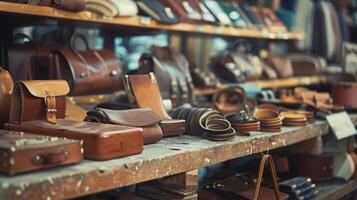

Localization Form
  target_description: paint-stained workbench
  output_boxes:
[1,114,357,200]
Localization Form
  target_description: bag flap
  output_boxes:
[20,80,70,98]
[97,108,161,127]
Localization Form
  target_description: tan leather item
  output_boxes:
[65,99,87,121]
[85,108,163,144]
[0,130,83,176]
[266,56,293,78]
[5,120,143,161]
[254,109,282,132]
[9,80,69,124]
[0,69,14,126]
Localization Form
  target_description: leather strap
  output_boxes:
[44,90,57,124]
[253,154,282,200]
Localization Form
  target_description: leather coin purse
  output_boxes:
[0,130,82,175]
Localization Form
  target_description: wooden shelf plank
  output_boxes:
[1,115,356,200]
[314,179,357,200]
[194,76,327,96]
[0,1,304,40]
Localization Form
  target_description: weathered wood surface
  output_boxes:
[0,115,356,200]
[314,179,357,200]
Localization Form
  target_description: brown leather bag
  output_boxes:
[50,34,122,96]
[9,80,68,124]
[0,68,14,126]
[85,108,163,145]
[5,120,143,161]
[0,130,83,176]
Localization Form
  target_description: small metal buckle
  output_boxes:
[44,91,57,113]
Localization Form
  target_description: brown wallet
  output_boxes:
[0,130,83,175]
[86,108,163,145]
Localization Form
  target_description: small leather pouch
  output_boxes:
[0,68,14,126]
[136,0,179,24]
[0,130,82,176]
[9,80,69,124]
[124,73,185,137]
[50,34,122,96]
[86,108,163,144]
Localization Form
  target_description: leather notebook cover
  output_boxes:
[5,120,143,161]
[0,130,82,175]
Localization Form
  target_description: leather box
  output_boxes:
[0,130,82,175]
[5,120,143,161]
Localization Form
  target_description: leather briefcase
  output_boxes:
[86,108,163,145]
[9,80,68,124]
[5,120,143,161]
[0,68,14,126]
[50,34,122,96]
[0,130,82,175]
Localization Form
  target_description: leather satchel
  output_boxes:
[86,108,163,144]
[159,0,202,23]
[0,130,83,175]
[0,68,14,126]
[124,73,185,137]
[136,0,179,24]
[50,34,122,96]
[9,80,68,124]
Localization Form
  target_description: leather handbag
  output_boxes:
[124,73,185,137]
[85,0,138,18]
[159,0,202,23]
[135,0,179,24]
[50,34,122,96]
[0,68,14,126]
[0,130,83,176]
[86,108,163,144]
[5,120,143,160]
[9,80,68,124]
[332,81,357,109]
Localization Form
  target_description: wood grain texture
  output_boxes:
[314,179,357,200]
[0,1,304,40]
[2,115,356,200]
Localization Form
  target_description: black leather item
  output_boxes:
[136,0,179,24]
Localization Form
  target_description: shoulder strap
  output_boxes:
[253,154,281,200]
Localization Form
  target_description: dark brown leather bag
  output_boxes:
[50,34,122,96]
[0,130,82,175]
[5,120,143,161]
[9,80,68,124]
[85,108,163,145]
[0,68,14,126]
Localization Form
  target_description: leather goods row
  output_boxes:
[1,0,86,12]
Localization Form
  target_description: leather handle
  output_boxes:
[253,154,282,200]
[71,33,90,51]
[32,150,69,165]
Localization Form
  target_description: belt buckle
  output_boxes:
[44,90,57,124]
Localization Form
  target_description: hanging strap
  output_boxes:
[253,154,282,200]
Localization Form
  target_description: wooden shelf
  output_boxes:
[194,76,327,96]
[314,179,357,200]
[0,114,356,199]
[0,1,304,40]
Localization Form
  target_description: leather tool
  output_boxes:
[0,130,83,176]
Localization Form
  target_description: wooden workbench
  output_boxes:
[1,114,356,199]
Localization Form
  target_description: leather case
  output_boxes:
[5,120,143,161]
[51,34,122,96]
[9,80,68,124]
[332,81,357,109]
[0,69,14,126]
[85,0,138,17]
[86,108,163,145]
[0,130,82,175]
[159,0,202,23]
[136,0,179,24]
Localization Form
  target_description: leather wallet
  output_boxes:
[86,108,163,145]
[5,120,143,161]
[136,0,179,24]
[0,130,82,175]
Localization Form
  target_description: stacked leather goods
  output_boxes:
[0,130,83,175]
[136,182,197,200]
[279,177,319,200]
[254,109,282,132]
[225,106,260,135]
[280,111,308,127]
[171,106,236,141]
[2,0,86,12]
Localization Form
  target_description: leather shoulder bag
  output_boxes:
[50,33,122,96]
[86,108,163,144]
[9,80,69,124]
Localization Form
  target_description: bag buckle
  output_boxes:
[44,91,57,124]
